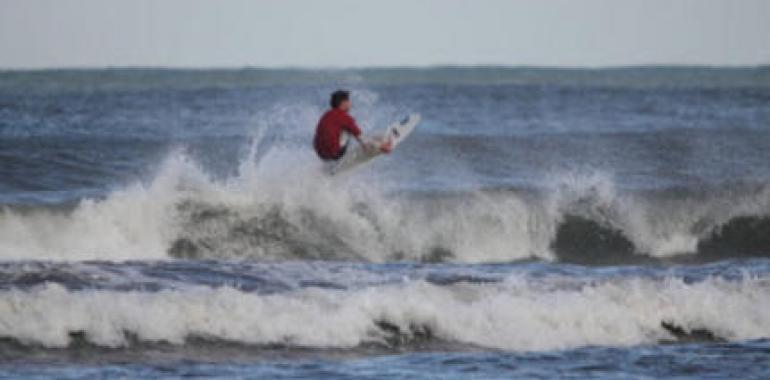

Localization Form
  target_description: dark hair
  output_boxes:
[330,90,350,109]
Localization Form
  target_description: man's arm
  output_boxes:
[344,116,391,153]
[343,116,366,147]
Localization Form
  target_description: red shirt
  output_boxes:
[313,108,362,160]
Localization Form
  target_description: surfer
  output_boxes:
[313,90,391,161]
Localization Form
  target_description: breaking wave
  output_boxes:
[2,140,770,264]
[0,273,768,351]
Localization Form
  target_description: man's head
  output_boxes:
[330,90,351,111]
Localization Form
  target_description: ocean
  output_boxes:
[0,66,769,379]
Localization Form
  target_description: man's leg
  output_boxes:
[333,144,348,160]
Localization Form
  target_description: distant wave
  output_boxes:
[2,67,769,94]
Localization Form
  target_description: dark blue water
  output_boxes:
[1,67,770,378]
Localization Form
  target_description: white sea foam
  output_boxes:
[544,170,770,257]
[0,136,551,262]
[0,275,768,351]
[2,141,770,262]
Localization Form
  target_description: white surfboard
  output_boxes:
[329,113,421,176]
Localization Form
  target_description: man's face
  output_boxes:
[340,99,352,112]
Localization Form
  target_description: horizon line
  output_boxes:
[1,63,769,73]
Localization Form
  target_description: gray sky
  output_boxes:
[1,0,768,69]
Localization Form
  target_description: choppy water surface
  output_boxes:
[1,67,770,378]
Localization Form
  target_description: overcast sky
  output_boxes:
[1,0,768,69]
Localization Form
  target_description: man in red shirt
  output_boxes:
[313,90,391,161]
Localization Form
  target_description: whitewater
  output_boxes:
[3,139,770,264]
[2,267,770,351]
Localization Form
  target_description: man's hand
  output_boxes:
[379,139,393,154]
[359,136,392,154]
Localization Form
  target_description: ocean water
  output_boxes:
[1,66,770,379]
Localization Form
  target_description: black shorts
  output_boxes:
[332,144,348,160]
